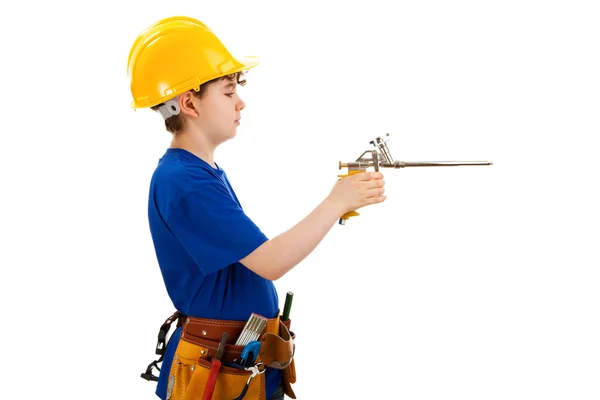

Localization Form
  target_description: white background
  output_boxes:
[1,0,599,399]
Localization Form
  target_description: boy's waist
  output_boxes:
[179,311,295,369]
[181,313,280,342]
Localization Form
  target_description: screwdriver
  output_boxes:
[282,291,293,321]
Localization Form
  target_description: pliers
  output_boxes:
[232,362,266,400]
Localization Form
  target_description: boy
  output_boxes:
[128,16,386,400]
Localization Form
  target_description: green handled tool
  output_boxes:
[282,291,293,321]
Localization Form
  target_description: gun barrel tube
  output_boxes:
[382,160,493,168]
[340,160,493,169]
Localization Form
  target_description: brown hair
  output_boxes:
[151,72,247,135]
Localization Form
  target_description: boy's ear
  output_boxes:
[179,92,199,118]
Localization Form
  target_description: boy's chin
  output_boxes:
[218,130,237,143]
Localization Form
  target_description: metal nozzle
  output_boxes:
[382,160,493,168]
[370,133,394,164]
[339,134,493,171]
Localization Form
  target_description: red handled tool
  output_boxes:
[202,332,228,400]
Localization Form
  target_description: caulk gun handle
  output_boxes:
[336,169,366,225]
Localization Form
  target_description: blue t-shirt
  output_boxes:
[147,148,281,399]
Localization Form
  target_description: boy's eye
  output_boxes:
[225,92,235,97]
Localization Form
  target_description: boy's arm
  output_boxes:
[241,168,386,280]
[240,197,344,280]
[169,171,383,280]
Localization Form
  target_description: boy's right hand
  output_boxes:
[326,171,386,215]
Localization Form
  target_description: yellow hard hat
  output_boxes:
[127,16,259,110]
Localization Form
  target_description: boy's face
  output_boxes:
[187,78,245,144]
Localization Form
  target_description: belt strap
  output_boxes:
[181,313,279,343]
[140,310,186,381]
[181,312,295,369]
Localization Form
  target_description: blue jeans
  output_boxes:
[268,384,285,400]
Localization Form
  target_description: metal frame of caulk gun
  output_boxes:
[337,133,493,225]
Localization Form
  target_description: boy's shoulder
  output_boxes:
[150,148,230,209]
[153,149,221,185]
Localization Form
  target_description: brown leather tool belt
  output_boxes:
[180,311,295,370]
[141,310,298,399]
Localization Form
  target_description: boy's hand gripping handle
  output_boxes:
[337,150,379,225]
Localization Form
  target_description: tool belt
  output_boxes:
[143,310,297,400]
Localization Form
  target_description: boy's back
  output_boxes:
[147,147,281,398]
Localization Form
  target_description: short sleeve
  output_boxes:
[166,179,268,275]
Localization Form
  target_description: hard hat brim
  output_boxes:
[234,55,260,72]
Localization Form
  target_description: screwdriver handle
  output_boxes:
[282,291,293,321]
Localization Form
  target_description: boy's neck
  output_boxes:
[170,132,218,169]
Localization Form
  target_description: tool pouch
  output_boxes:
[167,338,265,400]
[165,313,297,400]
